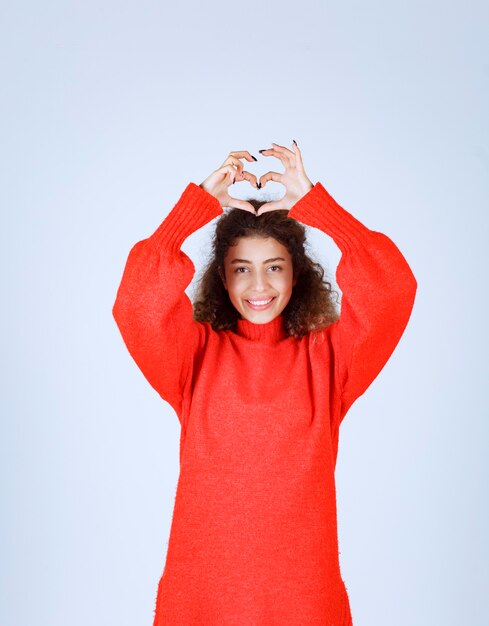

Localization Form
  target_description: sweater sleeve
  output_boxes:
[288,182,417,420]
[112,182,223,416]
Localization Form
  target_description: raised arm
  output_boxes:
[288,182,418,420]
[112,182,223,417]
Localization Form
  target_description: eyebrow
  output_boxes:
[230,257,286,265]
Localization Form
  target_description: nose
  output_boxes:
[251,271,270,292]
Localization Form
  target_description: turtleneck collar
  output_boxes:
[235,314,287,343]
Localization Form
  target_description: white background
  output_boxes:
[1,1,488,625]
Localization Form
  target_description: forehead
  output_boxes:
[225,236,291,261]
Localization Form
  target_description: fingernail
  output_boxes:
[258,149,269,153]
[293,139,298,146]
[233,176,236,184]
[251,155,257,161]
[257,182,262,189]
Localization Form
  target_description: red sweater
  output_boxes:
[112,181,417,625]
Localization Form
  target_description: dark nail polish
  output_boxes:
[258,149,269,153]
[251,155,257,161]
[233,176,236,184]
[257,182,261,189]
[293,139,298,145]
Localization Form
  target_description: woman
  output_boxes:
[112,141,417,625]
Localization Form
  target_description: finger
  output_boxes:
[258,170,283,187]
[225,154,257,177]
[228,150,258,162]
[270,143,295,167]
[226,197,257,213]
[217,164,239,184]
[222,156,244,177]
[271,142,294,155]
[291,141,305,169]
[256,201,284,215]
[239,170,258,188]
[258,146,292,169]
[221,151,258,174]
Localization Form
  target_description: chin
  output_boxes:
[242,307,283,324]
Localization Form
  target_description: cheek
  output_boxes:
[226,273,239,289]
[277,272,294,293]
[226,275,244,300]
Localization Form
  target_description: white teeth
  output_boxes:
[247,298,273,305]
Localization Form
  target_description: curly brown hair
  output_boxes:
[192,197,340,338]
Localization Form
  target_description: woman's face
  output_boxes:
[221,236,296,324]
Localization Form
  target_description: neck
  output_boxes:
[235,314,287,343]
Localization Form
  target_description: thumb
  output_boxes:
[227,198,256,214]
[257,201,283,215]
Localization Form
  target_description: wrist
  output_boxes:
[298,181,314,201]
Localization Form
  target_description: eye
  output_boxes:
[234,265,282,274]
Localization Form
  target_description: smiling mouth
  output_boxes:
[245,297,276,309]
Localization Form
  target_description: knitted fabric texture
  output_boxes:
[112,181,417,625]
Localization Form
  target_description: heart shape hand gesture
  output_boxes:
[199,141,314,214]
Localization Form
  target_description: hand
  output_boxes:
[199,151,259,213]
[256,142,314,215]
